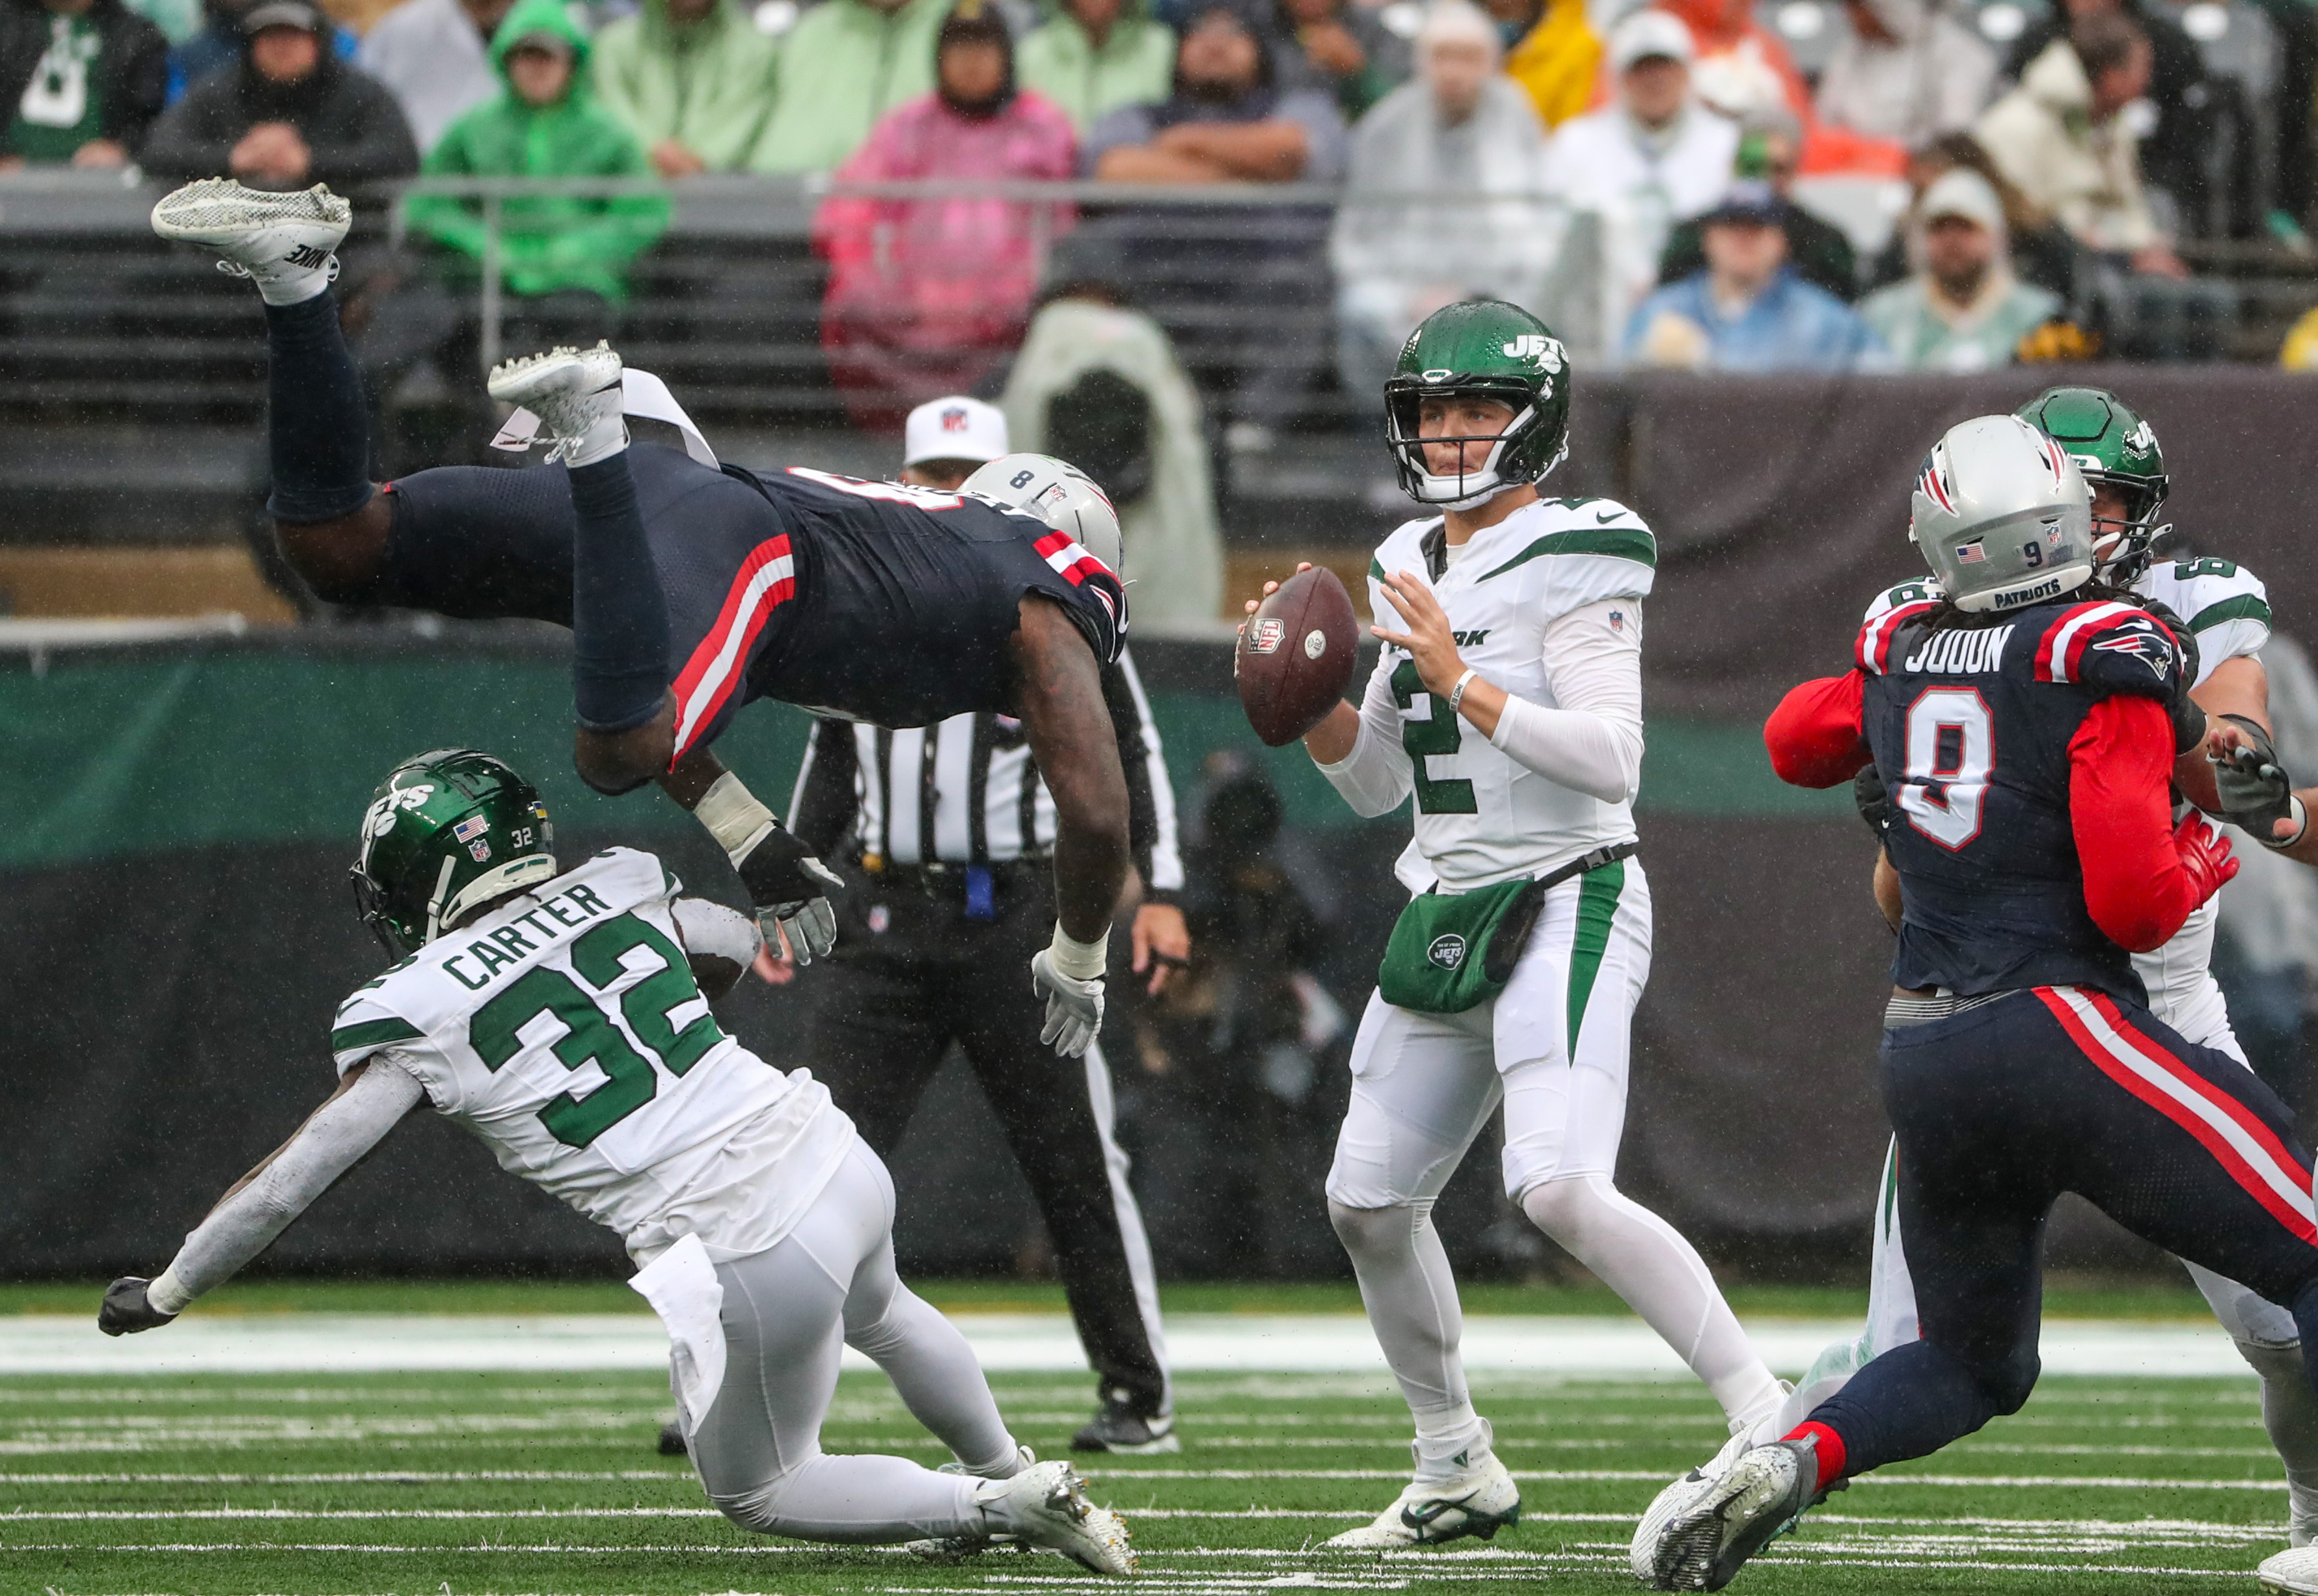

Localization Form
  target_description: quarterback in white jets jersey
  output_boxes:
[95,750,1134,1576]
[1242,301,1782,1553]
[1707,389,2318,1570]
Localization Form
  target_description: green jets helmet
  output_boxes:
[2015,386,2170,582]
[351,750,557,956]
[1385,299,1572,510]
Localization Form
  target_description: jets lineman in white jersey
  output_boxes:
[1245,301,1783,1550]
[1673,388,2318,1563]
[95,750,1134,1576]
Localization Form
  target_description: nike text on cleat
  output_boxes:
[1641,1436,1819,1591]
[974,1459,1135,1576]
[2265,1545,2318,1593]
[1321,1454,1521,1549]
[487,342,627,467]
[150,178,350,305]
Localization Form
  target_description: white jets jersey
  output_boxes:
[331,847,854,1267]
[1354,496,1654,893]
[1864,557,2272,1042]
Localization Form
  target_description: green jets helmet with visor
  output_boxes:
[2015,386,2170,583]
[351,749,558,956]
[1385,299,1572,510]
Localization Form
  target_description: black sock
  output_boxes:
[567,452,670,734]
[1803,1338,2014,1478]
[264,292,376,524]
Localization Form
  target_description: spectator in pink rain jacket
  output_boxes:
[815,0,1077,432]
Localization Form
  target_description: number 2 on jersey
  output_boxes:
[1389,659,1477,815]
[1898,687,1993,850]
[467,914,725,1148]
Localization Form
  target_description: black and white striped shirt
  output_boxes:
[787,647,1184,897]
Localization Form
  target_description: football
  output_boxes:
[1236,565,1359,747]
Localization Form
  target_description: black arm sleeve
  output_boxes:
[789,718,862,861]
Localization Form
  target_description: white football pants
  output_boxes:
[1326,859,1779,1465]
[685,1136,1020,1541]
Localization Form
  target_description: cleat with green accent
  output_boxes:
[1322,1452,1521,1549]
[1641,1435,1820,1591]
[150,178,350,305]
[487,342,627,467]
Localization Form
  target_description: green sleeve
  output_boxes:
[681,35,779,170]
[403,127,487,260]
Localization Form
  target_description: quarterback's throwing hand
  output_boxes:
[732,824,843,967]
[1372,571,1463,696]
[99,1277,176,1336]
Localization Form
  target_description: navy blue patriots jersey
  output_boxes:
[664,461,1126,758]
[1857,595,2187,1003]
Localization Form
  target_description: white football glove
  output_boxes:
[1031,924,1110,1057]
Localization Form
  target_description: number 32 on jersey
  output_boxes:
[1898,687,1993,849]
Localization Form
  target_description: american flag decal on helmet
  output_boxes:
[1918,450,1956,515]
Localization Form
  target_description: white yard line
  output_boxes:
[0,1313,2255,1377]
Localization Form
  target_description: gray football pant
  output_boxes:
[689,1139,1018,1541]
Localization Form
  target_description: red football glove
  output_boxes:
[2174,811,2241,908]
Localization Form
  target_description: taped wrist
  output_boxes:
[569,455,671,734]
[1048,922,1110,983]
[146,1266,193,1317]
[696,772,776,863]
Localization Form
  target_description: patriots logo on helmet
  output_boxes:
[1918,452,1957,515]
[2035,434,2071,490]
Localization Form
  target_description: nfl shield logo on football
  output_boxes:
[1251,618,1287,655]
[1427,933,1467,971]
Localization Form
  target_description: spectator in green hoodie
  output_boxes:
[591,0,778,178]
[360,0,666,474]
[750,0,943,172]
[1018,0,1173,133]
[405,0,668,308]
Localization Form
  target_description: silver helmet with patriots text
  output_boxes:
[962,453,1124,581]
[1909,414,2094,614]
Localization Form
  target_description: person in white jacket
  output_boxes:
[1812,0,1995,148]
[1329,0,1553,401]
[1539,7,1739,338]
[357,0,509,154]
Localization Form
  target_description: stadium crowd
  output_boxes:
[10,0,2318,409]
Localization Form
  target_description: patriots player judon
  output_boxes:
[1637,415,2318,1591]
[148,178,1132,1060]
[94,751,1135,1574]
[1242,299,1784,1550]
[1631,389,2318,1586]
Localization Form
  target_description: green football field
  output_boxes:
[0,1281,2295,1595]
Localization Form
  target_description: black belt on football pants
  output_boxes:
[795,859,1168,1416]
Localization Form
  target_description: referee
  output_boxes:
[785,397,1189,1453]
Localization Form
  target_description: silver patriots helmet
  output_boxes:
[1909,415,2095,614]
[962,452,1124,580]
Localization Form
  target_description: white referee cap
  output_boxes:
[904,396,1010,467]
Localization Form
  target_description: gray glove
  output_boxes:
[1030,947,1105,1057]
[2213,714,2307,848]
[733,824,843,966]
[99,1277,176,1336]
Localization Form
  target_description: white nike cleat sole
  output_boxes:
[1631,1433,1753,1586]
[150,179,350,301]
[487,342,626,465]
[1646,1439,1815,1592]
[1322,1454,1521,1550]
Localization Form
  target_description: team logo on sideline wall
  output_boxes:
[1428,934,1467,971]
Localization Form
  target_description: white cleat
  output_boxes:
[150,178,349,304]
[487,342,627,466]
[905,1446,1035,1559]
[1322,1452,1521,1549]
[1631,1429,1757,1583]
[1639,1435,1819,1591]
[2265,1545,2318,1593]
[975,1458,1135,1576]
[2292,1480,2318,1549]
